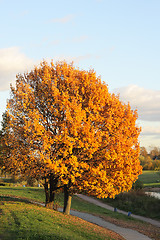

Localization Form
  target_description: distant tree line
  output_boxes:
[140,147,160,170]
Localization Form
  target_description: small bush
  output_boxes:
[132,179,143,190]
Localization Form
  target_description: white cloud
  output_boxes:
[139,134,160,149]
[0,47,35,91]
[141,125,160,136]
[114,85,160,147]
[114,85,160,121]
[51,14,75,24]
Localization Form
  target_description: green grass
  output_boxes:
[143,182,160,187]
[1,175,160,226]
[1,184,159,221]
[0,186,136,222]
[0,186,46,202]
[138,170,160,187]
[0,197,114,240]
[0,185,159,240]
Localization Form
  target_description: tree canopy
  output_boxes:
[0,61,142,213]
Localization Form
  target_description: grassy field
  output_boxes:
[0,186,160,240]
[138,170,160,187]
[0,186,136,222]
[0,196,119,240]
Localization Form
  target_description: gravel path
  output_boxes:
[76,194,160,228]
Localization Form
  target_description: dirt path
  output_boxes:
[77,194,160,228]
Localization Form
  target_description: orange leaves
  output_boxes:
[1,60,142,199]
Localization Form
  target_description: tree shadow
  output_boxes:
[0,195,33,204]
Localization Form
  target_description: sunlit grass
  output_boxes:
[0,185,159,240]
[0,186,134,221]
[0,197,115,240]
[0,186,45,203]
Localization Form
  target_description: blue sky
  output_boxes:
[0,0,160,150]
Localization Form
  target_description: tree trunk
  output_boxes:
[63,184,72,215]
[49,174,58,210]
[44,175,58,210]
[44,178,50,207]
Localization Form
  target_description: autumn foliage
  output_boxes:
[1,61,142,213]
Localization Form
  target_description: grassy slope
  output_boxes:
[0,186,160,240]
[0,186,136,222]
[0,196,118,240]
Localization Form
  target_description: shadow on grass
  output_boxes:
[1,230,69,240]
[0,187,43,191]
[0,195,34,204]
[0,187,25,190]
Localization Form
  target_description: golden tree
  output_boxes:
[1,61,142,214]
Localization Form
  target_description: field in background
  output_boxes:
[138,170,160,187]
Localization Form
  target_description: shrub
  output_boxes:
[132,179,143,190]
